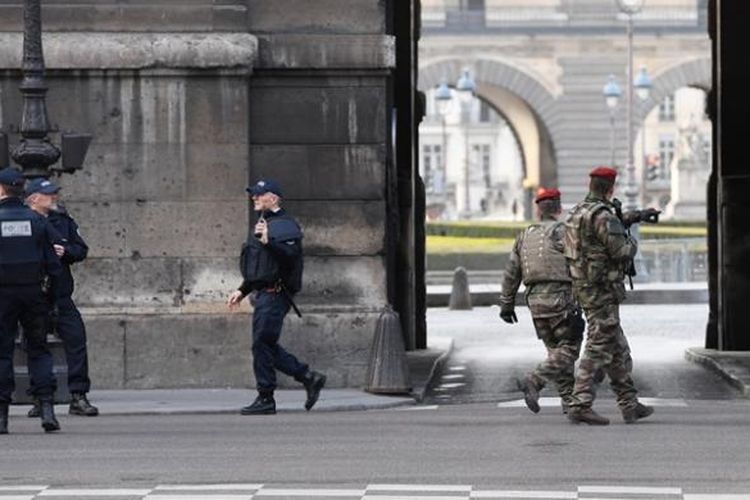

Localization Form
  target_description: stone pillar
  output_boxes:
[713,0,750,350]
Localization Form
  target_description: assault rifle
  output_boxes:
[611,198,661,290]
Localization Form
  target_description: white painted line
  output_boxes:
[578,485,682,495]
[368,484,472,492]
[0,496,36,500]
[471,491,576,499]
[255,489,364,496]
[448,366,467,371]
[396,405,439,411]
[38,489,152,496]
[146,496,252,500]
[638,397,688,407]
[497,397,562,408]
[441,374,465,380]
[362,496,468,500]
[154,484,263,491]
[0,486,47,491]
[683,495,750,499]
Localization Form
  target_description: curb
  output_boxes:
[684,347,750,397]
[410,340,455,403]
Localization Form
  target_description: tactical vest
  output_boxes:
[0,202,44,285]
[240,213,304,294]
[518,220,570,285]
[563,199,625,284]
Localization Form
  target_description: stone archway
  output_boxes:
[420,58,561,197]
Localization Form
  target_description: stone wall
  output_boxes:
[0,1,398,389]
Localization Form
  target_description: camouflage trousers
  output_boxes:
[528,313,583,405]
[569,302,638,411]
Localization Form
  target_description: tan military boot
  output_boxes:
[622,402,654,424]
[568,407,610,425]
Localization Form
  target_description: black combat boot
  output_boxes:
[69,393,99,416]
[302,371,326,411]
[517,376,540,414]
[622,402,654,424]
[568,407,610,426]
[0,402,8,434]
[39,398,61,432]
[27,398,40,418]
[240,394,276,415]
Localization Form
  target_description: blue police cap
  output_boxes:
[25,177,61,197]
[246,179,283,197]
[0,167,25,187]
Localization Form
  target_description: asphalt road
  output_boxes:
[2,401,750,495]
[2,303,748,496]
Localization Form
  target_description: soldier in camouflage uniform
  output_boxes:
[563,166,654,425]
[499,188,585,415]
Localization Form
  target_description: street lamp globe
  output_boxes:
[603,74,622,110]
[456,68,476,105]
[634,66,652,101]
[434,80,453,116]
[616,0,645,15]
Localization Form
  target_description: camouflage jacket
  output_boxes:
[500,217,575,318]
[563,193,638,308]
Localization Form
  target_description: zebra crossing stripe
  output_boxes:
[367,484,472,492]
[254,488,365,497]
[361,496,466,500]
[146,496,252,500]
[37,489,152,496]
[683,496,750,500]
[471,491,576,498]
[153,484,263,491]
[578,485,682,495]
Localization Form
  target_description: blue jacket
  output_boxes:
[48,207,88,298]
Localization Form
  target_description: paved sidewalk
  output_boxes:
[685,347,750,397]
[8,388,415,416]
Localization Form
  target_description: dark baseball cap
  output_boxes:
[246,179,283,197]
[25,177,61,196]
[0,167,25,187]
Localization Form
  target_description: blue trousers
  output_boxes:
[0,285,56,403]
[252,290,308,395]
[53,296,91,394]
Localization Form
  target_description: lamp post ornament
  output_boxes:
[7,0,91,179]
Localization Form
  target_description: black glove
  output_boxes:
[499,305,518,324]
[640,207,661,224]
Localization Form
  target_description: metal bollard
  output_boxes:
[449,266,472,310]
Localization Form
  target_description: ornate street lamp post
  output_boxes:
[455,68,476,217]
[603,74,622,166]
[3,0,91,178]
[434,80,453,198]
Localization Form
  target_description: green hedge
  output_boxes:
[426,220,706,240]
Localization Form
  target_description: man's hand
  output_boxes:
[227,290,245,309]
[254,219,269,245]
[53,244,65,257]
[499,305,518,324]
[640,207,661,224]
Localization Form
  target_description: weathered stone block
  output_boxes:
[82,310,381,390]
[246,0,385,35]
[249,145,385,200]
[255,35,395,69]
[249,85,386,144]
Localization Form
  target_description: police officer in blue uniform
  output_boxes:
[25,178,99,417]
[0,168,63,434]
[227,179,326,415]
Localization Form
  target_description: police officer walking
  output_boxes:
[499,188,585,415]
[563,166,653,425]
[227,179,326,415]
[0,168,63,434]
[25,178,99,417]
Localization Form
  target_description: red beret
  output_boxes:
[535,187,561,203]
[589,166,618,180]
